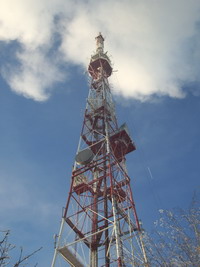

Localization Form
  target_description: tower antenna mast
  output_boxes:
[51,33,148,267]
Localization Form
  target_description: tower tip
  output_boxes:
[88,32,112,79]
[95,32,104,40]
[95,33,104,53]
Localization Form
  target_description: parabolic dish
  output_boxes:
[75,148,94,165]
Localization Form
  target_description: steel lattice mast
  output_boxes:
[51,34,148,267]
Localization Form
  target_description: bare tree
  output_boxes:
[145,195,200,266]
[0,230,42,267]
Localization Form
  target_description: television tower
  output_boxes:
[51,34,148,267]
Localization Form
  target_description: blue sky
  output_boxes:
[0,0,200,266]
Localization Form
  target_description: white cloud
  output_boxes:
[2,47,65,101]
[0,0,200,101]
[0,0,51,47]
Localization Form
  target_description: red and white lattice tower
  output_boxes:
[51,34,148,267]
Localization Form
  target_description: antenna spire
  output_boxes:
[95,32,104,53]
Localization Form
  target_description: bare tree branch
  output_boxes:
[13,247,42,267]
[0,231,42,267]
[145,194,200,266]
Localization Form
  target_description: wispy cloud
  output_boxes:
[0,0,200,101]
[2,47,65,101]
[0,171,60,227]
